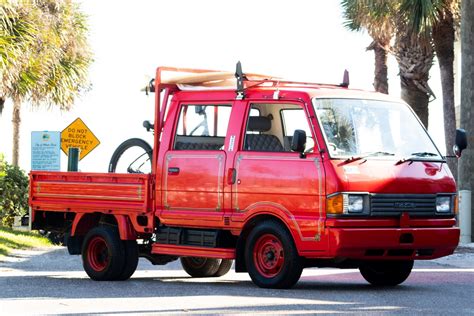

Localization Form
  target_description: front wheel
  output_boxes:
[245,220,303,289]
[359,260,414,286]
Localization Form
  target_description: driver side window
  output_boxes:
[173,104,231,150]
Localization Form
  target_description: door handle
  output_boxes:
[227,168,237,185]
[168,167,180,175]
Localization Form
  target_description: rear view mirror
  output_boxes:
[291,130,306,155]
[453,128,467,158]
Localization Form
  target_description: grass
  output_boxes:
[0,226,52,258]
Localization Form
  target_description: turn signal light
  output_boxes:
[454,195,459,215]
[327,194,344,214]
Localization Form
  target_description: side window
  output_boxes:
[244,104,285,152]
[174,104,231,150]
[281,109,315,152]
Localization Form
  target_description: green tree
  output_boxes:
[341,0,435,127]
[342,0,460,179]
[0,0,92,166]
[399,0,460,180]
[341,0,396,94]
[0,154,29,227]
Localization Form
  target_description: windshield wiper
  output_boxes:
[342,151,395,164]
[396,152,441,165]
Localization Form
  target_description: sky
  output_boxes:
[0,0,450,172]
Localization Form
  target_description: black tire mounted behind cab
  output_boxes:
[108,138,153,173]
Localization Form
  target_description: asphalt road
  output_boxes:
[1,246,474,315]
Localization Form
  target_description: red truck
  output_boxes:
[29,64,468,288]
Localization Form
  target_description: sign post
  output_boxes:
[31,131,61,171]
[61,118,100,161]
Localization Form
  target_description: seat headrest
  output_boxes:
[248,116,271,132]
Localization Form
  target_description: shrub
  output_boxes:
[0,154,29,227]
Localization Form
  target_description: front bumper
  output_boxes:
[326,227,459,260]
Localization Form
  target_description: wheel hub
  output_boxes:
[253,234,284,278]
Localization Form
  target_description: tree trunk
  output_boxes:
[458,0,474,242]
[369,41,389,94]
[12,97,21,166]
[400,80,430,127]
[433,11,457,180]
[0,96,5,116]
[395,34,434,128]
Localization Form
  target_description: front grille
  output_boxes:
[370,194,437,216]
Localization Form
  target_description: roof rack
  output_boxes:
[145,63,349,97]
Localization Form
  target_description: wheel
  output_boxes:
[245,220,303,289]
[82,227,125,281]
[359,260,414,286]
[116,240,139,280]
[180,257,220,277]
[108,138,153,173]
[213,259,233,277]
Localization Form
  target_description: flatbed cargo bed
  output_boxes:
[29,171,150,214]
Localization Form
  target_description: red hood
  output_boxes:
[324,159,456,194]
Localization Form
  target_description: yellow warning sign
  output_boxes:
[61,118,100,160]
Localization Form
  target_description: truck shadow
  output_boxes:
[0,246,445,313]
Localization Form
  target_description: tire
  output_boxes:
[116,240,139,280]
[245,220,303,289]
[180,257,221,277]
[213,259,233,277]
[82,227,125,281]
[359,260,414,286]
[108,138,153,173]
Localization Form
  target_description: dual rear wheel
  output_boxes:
[82,226,138,281]
[180,257,233,277]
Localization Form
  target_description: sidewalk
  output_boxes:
[429,242,474,268]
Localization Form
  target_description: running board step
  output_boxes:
[152,244,235,259]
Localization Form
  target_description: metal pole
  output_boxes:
[459,190,472,244]
[67,147,80,172]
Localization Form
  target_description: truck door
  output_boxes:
[160,102,232,227]
[231,101,326,249]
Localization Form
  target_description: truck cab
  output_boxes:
[29,65,464,288]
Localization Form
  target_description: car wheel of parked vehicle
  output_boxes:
[180,257,220,277]
[359,260,414,286]
[116,240,139,280]
[213,259,233,277]
[82,226,125,281]
[108,138,153,174]
[245,220,303,289]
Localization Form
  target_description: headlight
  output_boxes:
[347,195,364,213]
[327,193,366,215]
[436,196,451,213]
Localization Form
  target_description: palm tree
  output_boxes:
[458,0,474,241]
[393,23,435,129]
[0,0,92,166]
[341,0,396,94]
[398,0,460,179]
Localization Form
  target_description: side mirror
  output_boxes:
[453,128,468,158]
[291,129,306,154]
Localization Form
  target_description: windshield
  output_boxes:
[313,98,442,160]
